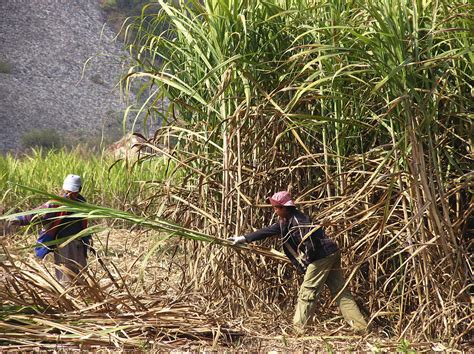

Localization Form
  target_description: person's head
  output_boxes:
[269,191,295,219]
[62,174,82,197]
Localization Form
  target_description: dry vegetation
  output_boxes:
[0,0,472,351]
[2,229,461,351]
[121,0,472,349]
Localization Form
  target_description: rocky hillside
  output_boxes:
[0,0,130,153]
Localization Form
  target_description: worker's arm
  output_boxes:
[228,223,281,245]
[243,222,281,243]
[15,201,58,226]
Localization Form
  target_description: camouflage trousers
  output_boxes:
[293,251,367,331]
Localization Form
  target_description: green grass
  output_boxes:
[0,147,179,212]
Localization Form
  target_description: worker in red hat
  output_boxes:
[229,191,368,334]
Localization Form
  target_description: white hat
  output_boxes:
[63,174,82,192]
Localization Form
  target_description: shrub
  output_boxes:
[0,59,12,74]
[21,129,63,150]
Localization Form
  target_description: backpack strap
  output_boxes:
[44,199,65,239]
[34,201,65,259]
[48,211,67,239]
[81,216,88,230]
[46,195,88,239]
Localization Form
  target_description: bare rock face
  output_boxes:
[0,0,128,153]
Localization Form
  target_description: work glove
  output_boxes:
[5,215,19,222]
[228,235,247,246]
[3,217,19,236]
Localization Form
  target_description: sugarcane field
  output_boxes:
[0,0,472,352]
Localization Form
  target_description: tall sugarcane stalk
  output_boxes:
[122,0,471,341]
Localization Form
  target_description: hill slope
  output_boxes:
[0,0,128,153]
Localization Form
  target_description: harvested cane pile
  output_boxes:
[0,234,245,350]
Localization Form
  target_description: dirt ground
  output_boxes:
[0,226,465,352]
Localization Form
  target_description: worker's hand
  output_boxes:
[5,216,19,225]
[227,235,247,246]
[3,217,19,236]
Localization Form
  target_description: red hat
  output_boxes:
[269,191,295,207]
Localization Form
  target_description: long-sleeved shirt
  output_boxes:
[17,193,90,257]
[244,209,338,273]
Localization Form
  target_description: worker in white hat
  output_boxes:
[12,174,91,285]
[62,174,82,193]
